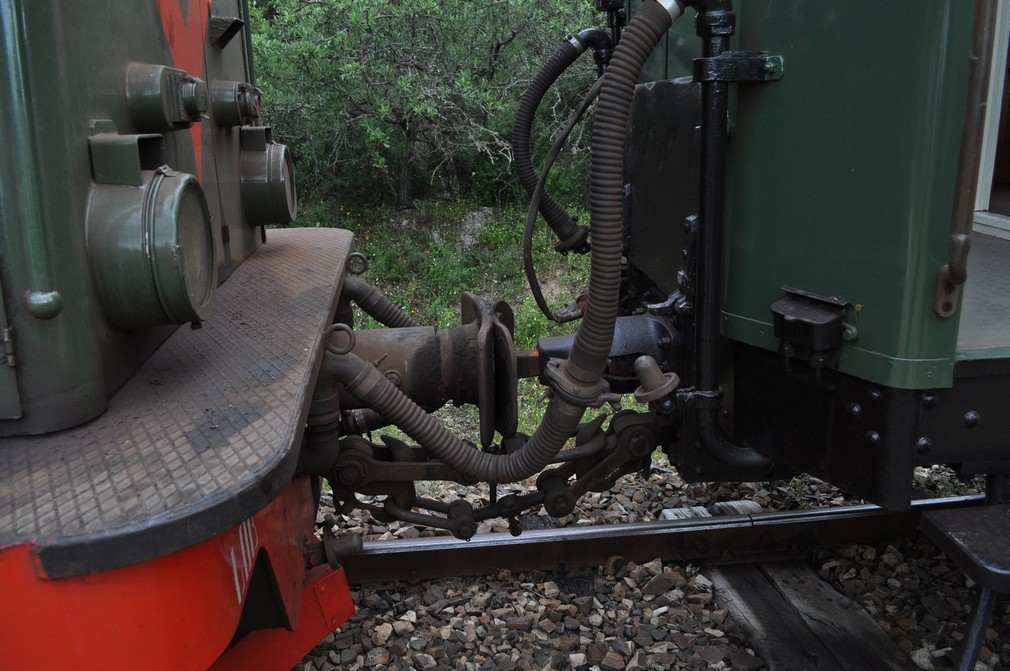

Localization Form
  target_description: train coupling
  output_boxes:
[305,514,363,570]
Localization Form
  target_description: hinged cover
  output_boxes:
[0,285,21,419]
[771,287,850,367]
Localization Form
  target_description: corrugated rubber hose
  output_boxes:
[326,0,681,483]
[513,28,611,252]
[341,276,419,328]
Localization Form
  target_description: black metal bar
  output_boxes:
[957,587,997,671]
[340,495,983,585]
[694,30,731,393]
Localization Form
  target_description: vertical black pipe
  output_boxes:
[695,30,731,392]
[684,1,769,470]
[986,473,1010,504]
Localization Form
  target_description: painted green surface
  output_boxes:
[724,0,976,389]
[0,0,108,432]
[0,0,261,435]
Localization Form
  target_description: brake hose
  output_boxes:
[513,29,612,254]
[328,0,685,483]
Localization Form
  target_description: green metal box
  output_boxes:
[723,1,976,389]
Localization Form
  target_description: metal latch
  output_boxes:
[693,51,784,83]
[2,327,14,367]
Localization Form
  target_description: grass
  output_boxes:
[328,200,589,341]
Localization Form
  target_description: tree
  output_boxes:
[251,0,597,209]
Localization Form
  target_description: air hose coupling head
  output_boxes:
[544,358,621,410]
[554,220,591,255]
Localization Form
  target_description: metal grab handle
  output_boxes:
[1,2,62,319]
[935,0,998,318]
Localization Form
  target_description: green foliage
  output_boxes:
[251,0,598,209]
[337,201,587,330]
[252,2,609,438]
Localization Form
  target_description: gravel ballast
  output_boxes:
[298,460,1009,670]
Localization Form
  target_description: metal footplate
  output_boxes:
[0,228,353,578]
[921,504,1010,671]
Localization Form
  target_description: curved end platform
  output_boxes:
[0,227,353,578]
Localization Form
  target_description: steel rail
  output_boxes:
[340,495,983,585]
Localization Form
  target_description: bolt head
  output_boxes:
[628,434,653,457]
[340,464,363,486]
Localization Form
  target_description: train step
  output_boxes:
[921,504,1010,671]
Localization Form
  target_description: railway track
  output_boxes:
[309,495,1008,670]
[341,494,984,585]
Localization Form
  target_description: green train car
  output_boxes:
[622,0,1010,508]
[1,0,1008,669]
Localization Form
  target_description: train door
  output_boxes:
[975,0,1010,240]
[962,0,1010,361]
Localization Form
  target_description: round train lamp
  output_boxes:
[240,127,297,225]
[87,167,217,330]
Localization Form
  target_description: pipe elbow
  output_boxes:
[696,409,772,470]
[575,29,615,75]
[341,276,419,328]
[574,28,613,53]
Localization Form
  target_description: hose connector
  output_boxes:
[655,0,686,22]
